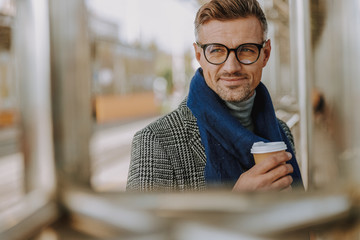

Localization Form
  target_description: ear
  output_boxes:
[262,39,271,67]
[193,42,202,63]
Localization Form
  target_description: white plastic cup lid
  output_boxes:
[250,141,287,154]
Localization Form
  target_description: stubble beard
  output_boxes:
[216,83,253,102]
[215,73,254,102]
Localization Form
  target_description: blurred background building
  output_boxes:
[1,0,360,239]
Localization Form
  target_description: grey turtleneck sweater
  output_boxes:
[225,91,256,132]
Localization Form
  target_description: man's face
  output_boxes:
[194,16,271,102]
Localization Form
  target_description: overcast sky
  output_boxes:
[87,0,199,54]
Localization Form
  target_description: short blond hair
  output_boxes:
[194,0,268,41]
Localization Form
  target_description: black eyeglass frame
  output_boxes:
[196,41,267,65]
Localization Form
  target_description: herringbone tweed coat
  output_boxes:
[126,98,295,192]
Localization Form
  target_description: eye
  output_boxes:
[210,48,225,54]
[239,47,256,53]
[207,45,226,54]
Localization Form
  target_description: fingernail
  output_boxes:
[286,152,292,158]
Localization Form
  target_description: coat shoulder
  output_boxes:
[278,118,296,154]
[128,98,206,192]
[138,98,194,136]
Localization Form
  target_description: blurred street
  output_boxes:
[90,117,158,191]
[0,116,156,213]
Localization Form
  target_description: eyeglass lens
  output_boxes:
[204,44,260,65]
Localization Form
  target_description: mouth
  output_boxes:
[219,76,248,86]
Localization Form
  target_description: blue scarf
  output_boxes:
[187,68,303,189]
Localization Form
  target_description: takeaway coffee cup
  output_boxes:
[251,141,287,164]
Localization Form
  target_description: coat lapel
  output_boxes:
[181,99,206,164]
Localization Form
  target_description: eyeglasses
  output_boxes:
[196,41,266,65]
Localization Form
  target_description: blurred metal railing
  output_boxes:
[57,186,357,240]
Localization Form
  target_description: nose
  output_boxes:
[222,50,242,72]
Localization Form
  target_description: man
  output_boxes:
[127,0,303,192]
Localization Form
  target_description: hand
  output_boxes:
[232,151,294,192]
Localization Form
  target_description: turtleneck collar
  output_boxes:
[225,91,256,132]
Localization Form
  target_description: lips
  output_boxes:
[220,77,247,81]
[219,76,248,86]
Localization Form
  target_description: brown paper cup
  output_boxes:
[253,150,286,164]
[251,141,287,164]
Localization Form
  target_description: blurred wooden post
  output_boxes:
[15,0,56,195]
[49,0,93,186]
[289,0,312,190]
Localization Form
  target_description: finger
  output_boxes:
[269,175,293,191]
[266,163,293,183]
[255,152,292,174]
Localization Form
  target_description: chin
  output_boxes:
[220,94,245,102]
[218,89,253,102]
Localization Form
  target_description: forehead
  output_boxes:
[198,16,263,45]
